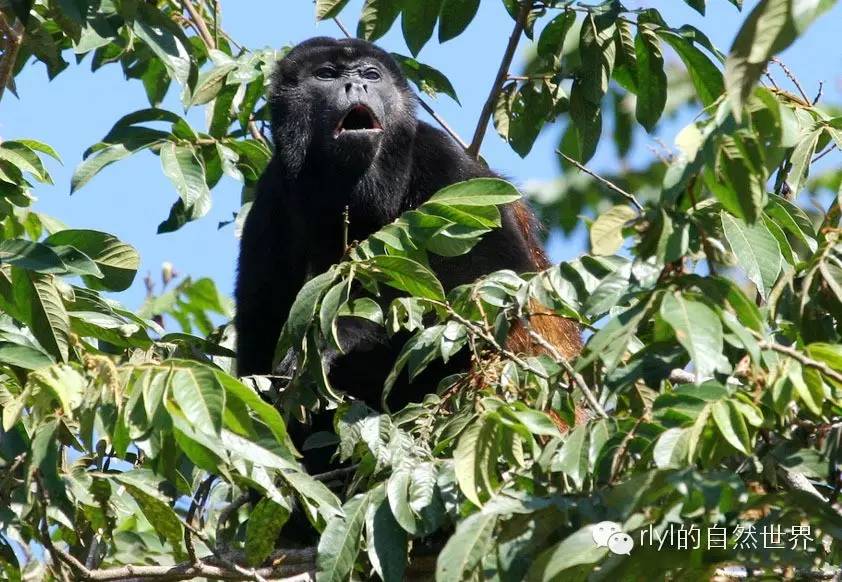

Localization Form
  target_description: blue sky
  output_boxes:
[2,0,840,314]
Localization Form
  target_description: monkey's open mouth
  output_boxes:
[335,105,382,137]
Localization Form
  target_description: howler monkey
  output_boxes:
[235,37,580,422]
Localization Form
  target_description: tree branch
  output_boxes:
[0,13,24,104]
[467,0,532,158]
[557,151,644,212]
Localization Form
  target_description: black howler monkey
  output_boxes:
[235,37,580,423]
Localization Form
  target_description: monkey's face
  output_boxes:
[303,56,397,169]
[271,38,416,180]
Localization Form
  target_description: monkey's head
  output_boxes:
[269,37,417,180]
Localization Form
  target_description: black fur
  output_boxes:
[235,37,538,416]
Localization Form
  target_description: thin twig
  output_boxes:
[215,492,250,550]
[332,17,352,38]
[813,80,824,105]
[467,0,532,158]
[182,0,216,49]
[312,464,358,483]
[753,333,842,386]
[771,57,811,105]
[418,99,469,149]
[182,0,267,147]
[522,324,607,418]
[557,151,644,212]
[185,476,217,565]
[813,143,838,163]
[0,13,24,103]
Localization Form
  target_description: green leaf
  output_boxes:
[528,524,608,580]
[402,0,442,56]
[245,498,290,566]
[357,0,401,41]
[133,16,192,86]
[658,30,724,107]
[316,0,351,20]
[660,292,729,379]
[391,53,460,103]
[590,205,637,256]
[426,177,521,206]
[439,0,480,42]
[169,363,225,435]
[721,212,782,299]
[366,498,407,582]
[160,142,212,225]
[13,270,70,362]
[683,0,706,15]
[712,400,751,454]
[634,26,667,132]
[115,474,185,561]
[317,493,371,582]
[436,511,497,581]
[538,10,576,58]
[0,240,66,273]
[190,63,237,106]
[454,417,498,506]
[554,423,589,488]
[44,230,139,291]
[369,255,445,301]
[724,0,828,118]
[787,127,822,196]
[71,144,132,193]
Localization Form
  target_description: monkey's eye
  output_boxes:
[362,68,382,81]
[315,67,338,80]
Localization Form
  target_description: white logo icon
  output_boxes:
[607,532,634,555]
[591,521,635,555]
[592,521,622,547]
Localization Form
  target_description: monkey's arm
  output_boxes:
[235,175,306,377]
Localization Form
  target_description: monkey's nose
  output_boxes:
[345,82,367,97]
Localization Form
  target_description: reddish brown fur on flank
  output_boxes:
[505,200,582,359]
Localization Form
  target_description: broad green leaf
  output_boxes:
[316,0,351,20]
[538,10,576,58]
[439,0,480,42]
[787,127,822,196]
[366,497,407,582]
[44,230,139,291]
[660,292,729,379]
[653,427,691,468]
[169,364,225,435]
[357,0,401,41]
[317,493,371,582]
[71,144,133,193]
[245,498,290,566]
[528,524,608,581]
[711,400,751,454]
[13,270,70,362]
[590,205,636,256]
[160,143,212,222]
[454,417,498,506]
[133,16,191,86]
[721,212,782,299]
[114,474,185,561]
[436,511,497,581]
[658,31,724,107]
[0,240,66,273]
[553,423,588,488]
[369,255,445,301]
[635,26,667,132]
[391,54,460,103]
[402,0,442,56]
[427,178,521,207]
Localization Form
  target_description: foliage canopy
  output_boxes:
[0,0,841,580]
